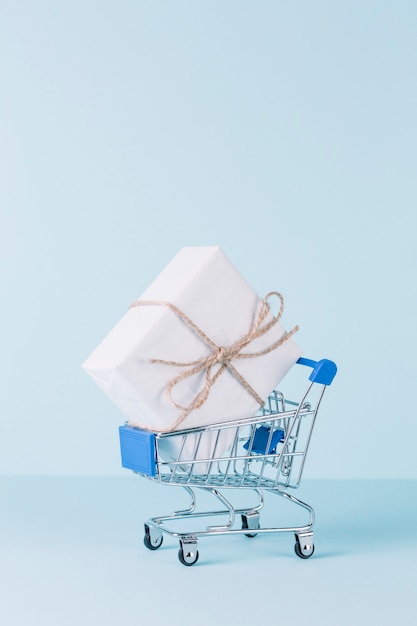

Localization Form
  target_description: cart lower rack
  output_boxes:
[119,357,337,565]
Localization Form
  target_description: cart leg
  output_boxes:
[205,488,235,531]
[271,489,315,529]
[172,486,196,516]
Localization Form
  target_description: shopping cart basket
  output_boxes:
[119,357,337,565]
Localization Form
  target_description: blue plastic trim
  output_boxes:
[296,357,337,386]
[119,425,156,476]
[243,426,285,455]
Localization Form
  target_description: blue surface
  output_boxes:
[1,477,416,626]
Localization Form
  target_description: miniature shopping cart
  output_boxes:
[119,357,337,566]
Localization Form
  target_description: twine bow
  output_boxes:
[129,292,298,430]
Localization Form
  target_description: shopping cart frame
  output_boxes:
[119,357,337,565]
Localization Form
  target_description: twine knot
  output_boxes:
[216,346,228,365]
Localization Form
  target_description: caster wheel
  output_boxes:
[241,514,259,538]
[143,525,163,550]
[294,536,314,559]
[178,548,199,566]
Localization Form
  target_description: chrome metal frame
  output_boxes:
[137,374,331,564]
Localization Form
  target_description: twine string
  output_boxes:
[129,292,298,430]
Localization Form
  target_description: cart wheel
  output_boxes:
[178,547,199,566]
[294,535,314,559]
[241,514,259,538]
[143,524,163,550]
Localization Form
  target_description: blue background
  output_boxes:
[2,0,416,479]
[1,3,417,624]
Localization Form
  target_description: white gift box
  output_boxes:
[83,246,302,468]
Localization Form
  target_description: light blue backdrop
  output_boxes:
[1,0,416,478]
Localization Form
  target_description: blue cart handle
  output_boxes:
[297,357,337,385]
